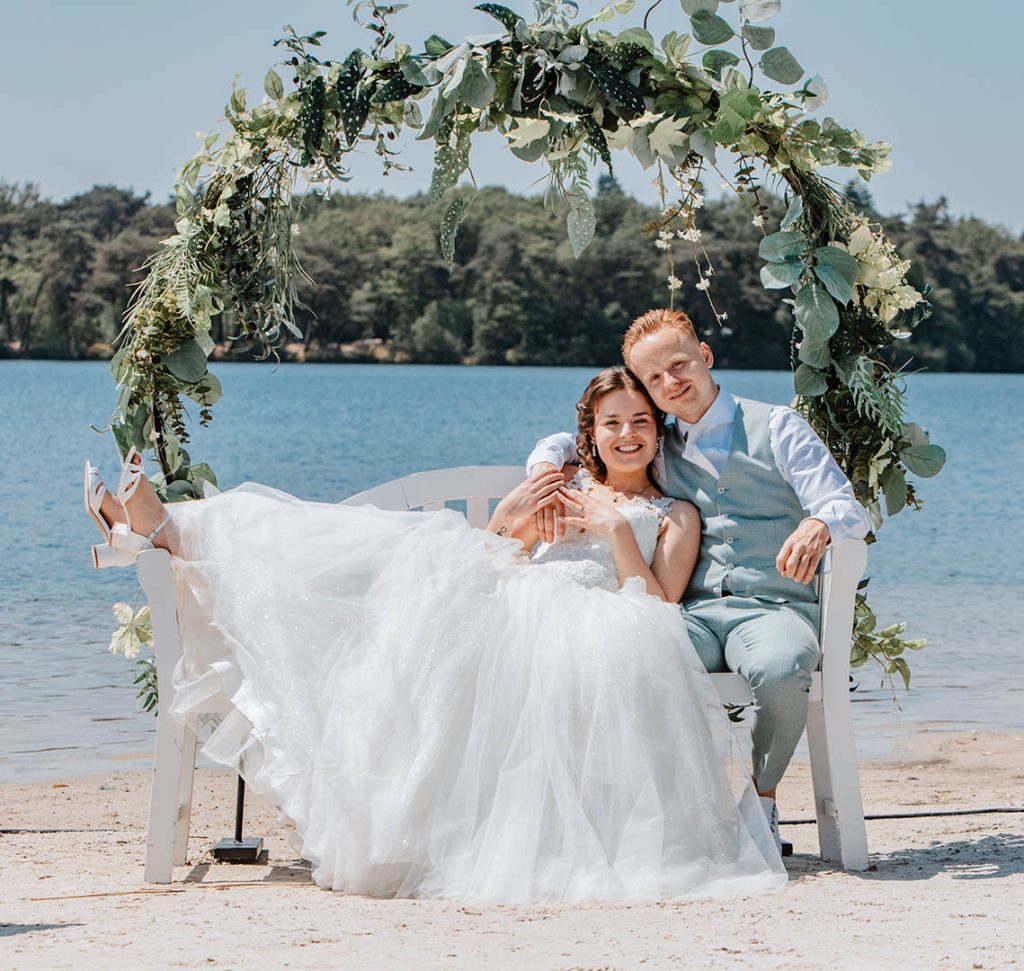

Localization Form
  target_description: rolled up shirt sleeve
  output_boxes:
[768,407,871,543]
[526,432,578,474]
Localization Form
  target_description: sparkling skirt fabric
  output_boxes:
[168,484,786,903]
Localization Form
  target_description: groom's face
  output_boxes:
[627,327,718,424]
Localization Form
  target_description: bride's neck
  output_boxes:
[602,468,651,495]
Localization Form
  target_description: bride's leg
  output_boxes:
[99,465,181,555]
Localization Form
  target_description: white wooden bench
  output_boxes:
[133,464,869,883]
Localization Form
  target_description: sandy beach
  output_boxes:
[2,728,1022,970]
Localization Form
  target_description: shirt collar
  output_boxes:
[676,386,737,438]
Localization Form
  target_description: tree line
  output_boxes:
[1,177,1021,371]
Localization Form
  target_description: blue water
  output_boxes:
[1,361,1021,782]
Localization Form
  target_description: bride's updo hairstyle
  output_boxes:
[575,366,664,483]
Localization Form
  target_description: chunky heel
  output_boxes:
[92,543,137,569]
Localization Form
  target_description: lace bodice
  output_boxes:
[529,470,673,592]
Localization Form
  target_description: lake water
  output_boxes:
[1,361,1021,782]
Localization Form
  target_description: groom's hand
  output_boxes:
[776,518,831,584]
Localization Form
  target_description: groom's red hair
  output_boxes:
[622,308,698,363]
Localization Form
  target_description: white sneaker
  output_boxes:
[759,796,792,857]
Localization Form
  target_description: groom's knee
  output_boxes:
[682,612,727,672]
[726,611,819,695]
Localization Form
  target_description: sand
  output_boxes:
[2,729,1022,971]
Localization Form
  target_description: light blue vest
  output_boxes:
[662,397,817,609]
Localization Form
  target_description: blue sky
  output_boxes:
[3,0,1020,230]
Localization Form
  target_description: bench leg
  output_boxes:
[807,673,869,870]
[172,722,198,866]
[145,705,191,883]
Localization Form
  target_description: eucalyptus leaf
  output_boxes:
[188,463,219,488]
[456,57,496,108]
[741,23,775,49]
[166,479,198,500]
[690,128,717,163]
[703,49,740,76]
[184,373,223,407]
[418,90,457,140]
[812,245,860,304]
[720,86,762,119]
[760,46,804,85]
[263,69,284,100]
[900,422,930,448]
[880,465,908,516]
[901,444,946,478]
[711,107,747,144]
[110,346,128,384]
[794,363,828,397]
[616,27,655,53]
[400,57,432,87]
[566,190,597,258]
[163,340,208,384]
[780,193,803,230]
[797,337,830,369]
[424,34,454,57]
[760,259,803,288]
[681,0,718,13]
[758,230,806,262]
[739,0,781,23]
[794,283,840,342]
[690,10,735,44]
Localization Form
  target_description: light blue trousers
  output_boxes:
[681,596,820,793]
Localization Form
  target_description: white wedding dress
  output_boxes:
[167,470,786,903]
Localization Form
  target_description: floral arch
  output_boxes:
[108,0,945,686]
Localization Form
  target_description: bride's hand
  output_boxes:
[488,470,565,536]
[558,487,629,539]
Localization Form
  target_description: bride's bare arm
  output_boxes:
[650,501,701,603]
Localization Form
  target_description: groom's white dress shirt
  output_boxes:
[527,387,871,544]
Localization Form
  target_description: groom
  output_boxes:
[528,307,870,854]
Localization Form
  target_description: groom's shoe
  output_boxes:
[759,796,793,858]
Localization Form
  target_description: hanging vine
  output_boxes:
[106,0,945,696]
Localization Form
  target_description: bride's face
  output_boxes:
[592,389,659,474]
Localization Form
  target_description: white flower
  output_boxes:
[677,228,702,242]
[667,275,683,291]
[658,228,674,241]
[847,223,874,257]
[695,277,710,291]
[804,75,829,113]
[290,224,301,237]
[752,214,765,228]
[718,312,729,321]
[690,192,705,209]
[655,238,671,250]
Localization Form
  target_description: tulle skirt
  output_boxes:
[168,484,786,903]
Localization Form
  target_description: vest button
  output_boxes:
[726,537,735,544]
[716,486,726,494]
[727,563,735,570]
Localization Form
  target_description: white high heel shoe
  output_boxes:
[109,448,171,554]
[84,462,136,569]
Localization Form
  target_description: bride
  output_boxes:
[86,366,786,902]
